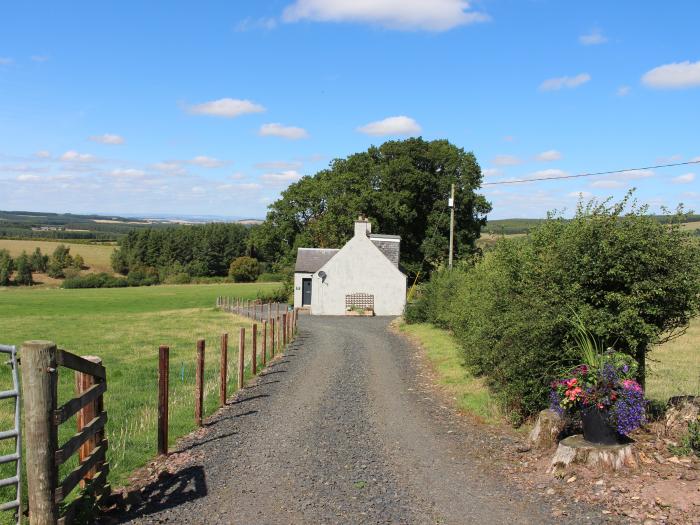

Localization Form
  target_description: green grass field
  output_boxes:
[0,282,282,520]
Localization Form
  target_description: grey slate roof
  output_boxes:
[369,234,401,240]
[294,248,340,272]
[369,235,400,267]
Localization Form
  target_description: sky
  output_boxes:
[0,0,699,220]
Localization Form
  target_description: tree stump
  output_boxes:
[528,409,565,449]
[549,435,637,473]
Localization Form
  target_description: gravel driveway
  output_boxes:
[121,316,607,524]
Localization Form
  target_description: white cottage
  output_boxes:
[293,217,407,316]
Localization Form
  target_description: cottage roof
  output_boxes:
[294,248,340,273]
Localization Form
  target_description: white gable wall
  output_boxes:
[310,234,406,316]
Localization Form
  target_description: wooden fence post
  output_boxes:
[21,340,59,524]
[276,302,280,318]
[270,318,275,358]
[252,323,258,375]
[282,313,287,347]
[158,346,169,455]
[262,320,267,366]
[238,328,245,390]
[277,316,282,354]
[195,339,205,427]
[220,333,228,407]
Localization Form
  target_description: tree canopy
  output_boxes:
[249,138,491,276]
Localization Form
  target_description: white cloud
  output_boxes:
[482,168,502,178]
[189,156,225,168]
[568,191,594,199]
[254,160,303,170]
[31,55,49,62]
[187,98,266,118]
[109,168,147,179]
[642,60,700,89]
[672,173,695,184]
[579,29,607,45]
[60,150,95,162]
[357,115,421,136]
[89,133,125,145]
[235,17,278,31]
[539,73,591,91]
[618,169,654,179]
[259,123,309,140]
[692,156,700,162]
[282,0,490,32]
[16,174,41,182]
[591,180,624,189]
[152,162,187,176]
[617,86,631,96]
[531,169,567,179]
[218,182,263,191]
[492,155,521,166]
[34,150,51,159]
[261,170,303,184]
[656,154,682,163]
[536,149,562,162]
[0,57,13,65]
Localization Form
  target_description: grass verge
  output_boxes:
[397,320,501,425]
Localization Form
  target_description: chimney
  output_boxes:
[354,215,371,237]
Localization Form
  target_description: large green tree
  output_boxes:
[250,138,491,276]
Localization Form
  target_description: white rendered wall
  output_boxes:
[293,272,313,308]
[310,234,406,316]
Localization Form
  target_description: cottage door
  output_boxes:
[302,278,312,306]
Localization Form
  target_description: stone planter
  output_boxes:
[581,407,622,445]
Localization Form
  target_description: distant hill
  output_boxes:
[0,210,263,241]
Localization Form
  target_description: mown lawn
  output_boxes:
[397,321,502,424]
[0,282,282,520]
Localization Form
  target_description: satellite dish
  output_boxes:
[318,271,327,282]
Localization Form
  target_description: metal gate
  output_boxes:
[0,344,21,523]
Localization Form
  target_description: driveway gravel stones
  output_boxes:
[120,316,609,524]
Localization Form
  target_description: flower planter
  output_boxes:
[581,407,622,445]
[345,309,374,316]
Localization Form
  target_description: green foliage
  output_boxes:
[228,256,260,283]
[30,247,48,272]
[0,249,14,286]
[251,137,491,276]
[417,193,700,421]
[255,285,288,303]
[113,223,249,278]
[47,244,74,278]
[14,251,33,285]
[62,272,128,289]
[669,417,700,457]
[72,253,85,270]
[126,266,160,287]
[257,272,286,282]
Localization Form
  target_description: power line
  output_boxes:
[482,159,700,186]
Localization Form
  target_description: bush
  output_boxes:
[30,248,48,273]
[14,252,33,285]
[257,272,286,282]
[0,249,14,286]
[256,286,288,303]
[62,273,128,289]
[228,256,260,283]
[127,266,160,287]
[162,272,191,285]
[419,194,700,422]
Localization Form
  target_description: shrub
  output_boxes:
[127,266,160,287]
[72,253,86,270]
[228,256,260,283]
[419,193,700,422]
[256,286,288,303]
[14,252,34,285]
[62,273,128,289]
[0,249,14,286]
[30,248,48,273]
[163,272,191,285]
[257,272,286,282]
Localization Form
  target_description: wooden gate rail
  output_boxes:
[21,341,109,525]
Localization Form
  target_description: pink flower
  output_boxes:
[622,379,643,393]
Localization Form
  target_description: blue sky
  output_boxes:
[0,0,699,219]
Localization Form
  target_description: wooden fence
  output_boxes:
[20,342,109,525]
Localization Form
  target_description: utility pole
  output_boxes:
[448,183,455,268]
